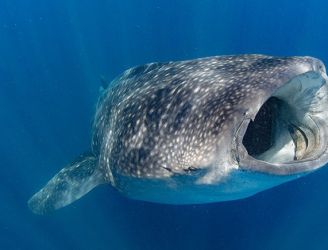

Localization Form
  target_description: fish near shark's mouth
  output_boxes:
[237,70,328,175]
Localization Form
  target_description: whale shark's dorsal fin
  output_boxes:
[99,75,110,92]
[28,153,105,214]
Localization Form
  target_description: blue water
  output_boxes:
[2,0,328,249]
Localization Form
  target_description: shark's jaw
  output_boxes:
[237,70,328,175]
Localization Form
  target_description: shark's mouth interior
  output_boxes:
[242,96,313,163]
[241,71,328,171]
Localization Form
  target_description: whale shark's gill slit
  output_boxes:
[287,123,309,160]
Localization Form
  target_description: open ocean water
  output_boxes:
[2,0,328,249]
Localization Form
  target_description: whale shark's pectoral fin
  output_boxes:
[28,153,105,215]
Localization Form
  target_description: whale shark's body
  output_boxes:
[28,55,328,214]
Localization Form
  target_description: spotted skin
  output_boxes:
[92,55,321,182]
[28,54,328,214]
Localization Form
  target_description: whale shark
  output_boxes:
[28,54,328,214]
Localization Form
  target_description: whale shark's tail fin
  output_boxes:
[28,153,106,215]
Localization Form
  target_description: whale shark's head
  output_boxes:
[207,55,328,201]
[235,57,328,175]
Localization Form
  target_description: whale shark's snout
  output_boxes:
[235,58,328,176]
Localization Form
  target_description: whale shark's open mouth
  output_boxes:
[238,71,328,175]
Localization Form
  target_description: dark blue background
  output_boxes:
[1,0,328,249]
